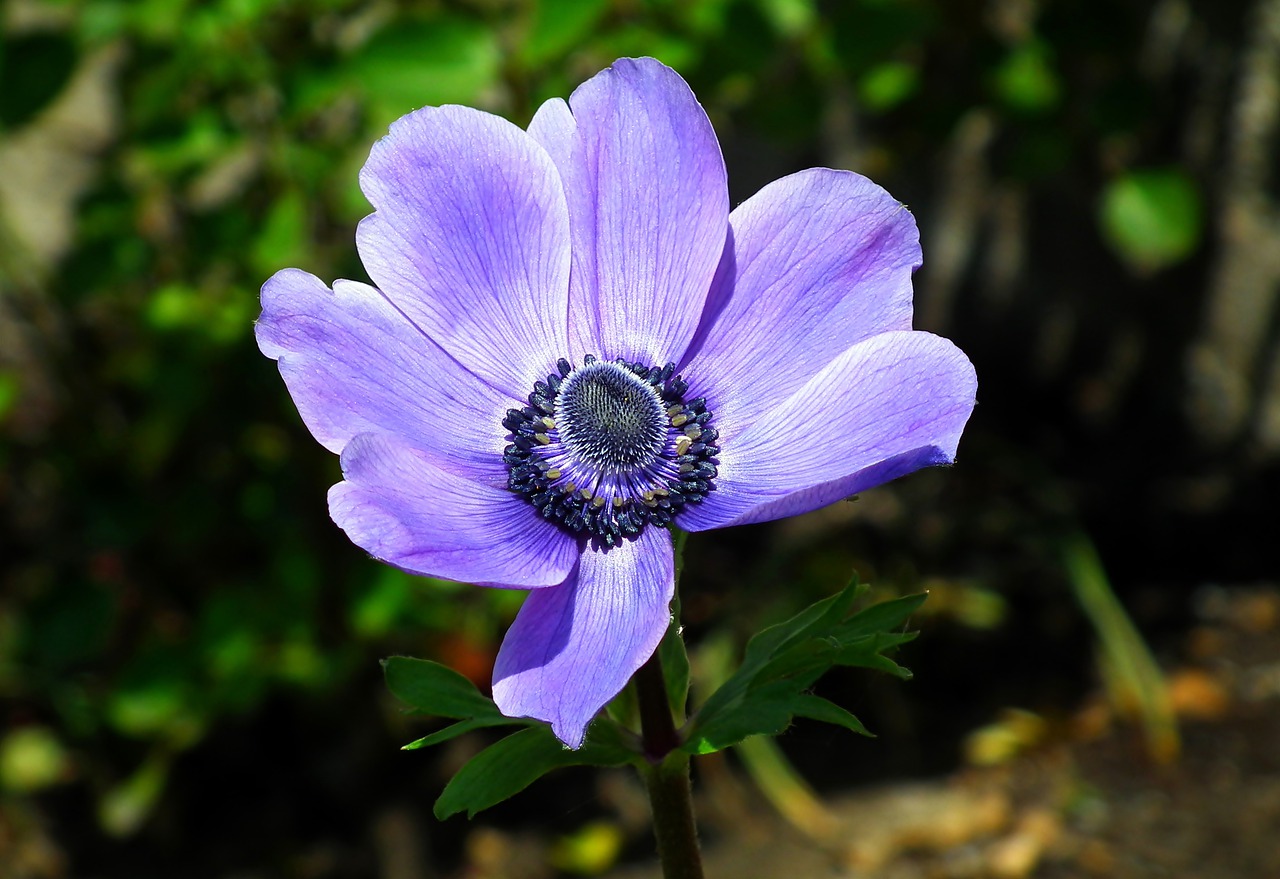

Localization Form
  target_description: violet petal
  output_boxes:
[527,57,728,366]
[679,331,976,531]
[329,433,578,588]
[357,104,570,398]
[491,527,674,748]
[682,168,921,442]
[257,269,511,479]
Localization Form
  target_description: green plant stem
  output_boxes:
[635,651,704,879]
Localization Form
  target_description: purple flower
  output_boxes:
[256,58,976,748]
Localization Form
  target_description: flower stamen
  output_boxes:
[503,356,720,545]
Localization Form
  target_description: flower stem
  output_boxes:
[636,650,681,759]
[635,650,704,879]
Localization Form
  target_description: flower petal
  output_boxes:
[329,432,578,588]
[681,168,921,442]
[257,269,513,477]
[356,104,571,398]
[491,527,674,748]
[527,57,728,366]
[678,331,976,531]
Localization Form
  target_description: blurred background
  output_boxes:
[2,0,1279,876]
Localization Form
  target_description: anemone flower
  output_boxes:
[257,57,977,748]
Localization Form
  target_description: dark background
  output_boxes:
[2,0,1278,876]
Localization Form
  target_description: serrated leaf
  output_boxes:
[790,694,873,737]
[382,657,503,721]
[837,593,927,640]
[686,681,803,754]
[695,583,864,727]
[832,633,916,679]
[684,584,924,755]
[744,582,864,666]
[434,722,636,819]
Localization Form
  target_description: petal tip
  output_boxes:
[490,530,674,752]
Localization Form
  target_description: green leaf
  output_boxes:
[1099,167,1202,273]
[686,681,807,754]
[517,0,611,68]
[758,0,818,38]
[403,716,519,751]
[384,656,636,816]
[837,593,927,640]
[858,61,920,113]
[683,583,924,755]
[251,189,312,279]
[434,722,636,819]
[743,582,862,667]
[345,16,500,129]
[790,694,873,737]
[595,25,698,72]
[992,40,1060,114]
[382,657,503,721]
[659,609,691,720]
[831,632,916,678]
[694,584,861,726]
[661,529,692,718]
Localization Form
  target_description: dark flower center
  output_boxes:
[557,362,667,471]
[503,356,719,546]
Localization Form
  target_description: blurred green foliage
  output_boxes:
[0,0,1223,865]
[1100,167,1203,273]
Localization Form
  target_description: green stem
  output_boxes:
[635,650,704,879]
